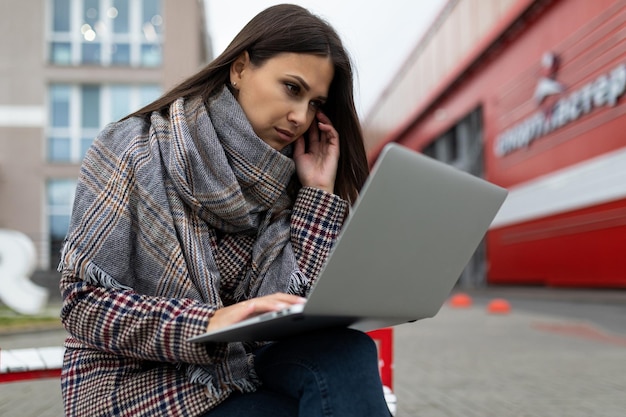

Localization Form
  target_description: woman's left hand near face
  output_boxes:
[293,111,340,195]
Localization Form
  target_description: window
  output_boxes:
[48,0,163,67]
[47,83,161,163]
[49,85,73,161]
[421,107,485,287]
[47,179,77,267]
[423,107,483,173]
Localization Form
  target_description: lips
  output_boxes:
[275,127,295,142]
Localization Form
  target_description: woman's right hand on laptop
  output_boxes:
[207,293,307,332]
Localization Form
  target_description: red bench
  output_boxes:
[368,328,397,415]
[0,346,63,383]
[1,330,396,414]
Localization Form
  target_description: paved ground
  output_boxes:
[393,296,626,416]
[1,287,626,416]
[0,324,67,417]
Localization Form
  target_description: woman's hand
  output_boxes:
[293,111,340,194]
[207,293,306,332]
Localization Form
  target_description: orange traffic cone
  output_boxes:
[449,293,472,308]
[487,298,511,314]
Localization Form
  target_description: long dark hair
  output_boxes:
[128,4,368,204]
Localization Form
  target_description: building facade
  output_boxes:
[364,0,626,288]
[0,0,209,270]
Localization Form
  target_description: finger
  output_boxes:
[294,135,305,158]
[243,300,286,318]
[315,112,333,140]
[244,294,304,315]
[316,122,339,145]
[267,293,307,304]
[315,115,338,144]
[252,294,305,311]
[242,299,258,314]
[307,122,322,155]
[316,111,332,124]
[308,118,320,142]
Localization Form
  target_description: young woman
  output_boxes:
[59,4,390,416]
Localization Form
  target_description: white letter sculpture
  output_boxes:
[0,229,49,315]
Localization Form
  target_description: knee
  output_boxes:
[256,328,380,376]
[255,328,383,394]
[309,328,379,371]
[333,328,378,355]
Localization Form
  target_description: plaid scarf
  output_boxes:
[59,87,307,397]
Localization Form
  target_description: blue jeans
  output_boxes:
[202,328,391,417]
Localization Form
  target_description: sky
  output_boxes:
[204,0,447,117]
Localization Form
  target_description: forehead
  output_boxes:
[257,53,334,94]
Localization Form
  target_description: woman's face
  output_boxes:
[230,52,334,151]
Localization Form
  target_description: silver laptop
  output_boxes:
[189,143,508,343]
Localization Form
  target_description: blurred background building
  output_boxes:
[1,0,624,292]
[364,0,626,288]
[0,0,210,272]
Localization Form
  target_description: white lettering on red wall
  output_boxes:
[494,63,626,157]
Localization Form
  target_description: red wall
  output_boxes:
[392,0,626,287]
[488,198,626,287]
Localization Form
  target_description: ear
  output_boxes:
[230,51,250,87]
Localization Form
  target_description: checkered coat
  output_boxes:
[60,187,347,416]
[58,90,349,416]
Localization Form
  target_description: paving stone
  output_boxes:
[1,296,625,417]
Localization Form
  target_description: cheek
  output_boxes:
[305,109,318,126]
[237,92,266,126]
[241,87,276,115]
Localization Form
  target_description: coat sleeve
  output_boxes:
[59,271,227,365]
[290,187,348,285]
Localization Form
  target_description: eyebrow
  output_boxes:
[287,74,328,101]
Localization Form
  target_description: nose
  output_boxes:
[287,102,311,128]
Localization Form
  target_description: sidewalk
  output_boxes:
[393,297,626,417]
[1,293,626,416]
[0,326,66,417]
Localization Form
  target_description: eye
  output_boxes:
[285,82,300,95]
[309,100,324,110]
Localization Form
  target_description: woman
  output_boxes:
[59,4,390,416]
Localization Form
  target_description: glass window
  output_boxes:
[50,215,71,240]
[110,85,131,121]
[52,0,71,32]
[111,43,130,65]
[80,137,94,159]
[142,0,163,34]
[83,0,100,27]
[444,133,459,162]
[48,0,162,67]
[50,85,71,127]
[141,44,161,67]
[48,83,161,163]
[423,142,437,159]
[47,179,77,268]
[51,42,72,65]
[82,42,101,64]
[47,179,75,215]
[81,85,100,128]
[49,137,71,161]
[112,0,130,33]
[139,85,161,105]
